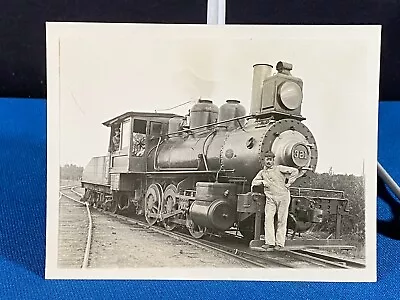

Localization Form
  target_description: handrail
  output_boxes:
[289,187,345,198]
[163,114,256,137]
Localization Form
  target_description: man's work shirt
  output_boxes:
[252,165,299,199]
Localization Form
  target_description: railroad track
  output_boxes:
[67,186,365,269]
[288,249,365,269]
[59,186,93,268]
[208,232,365,269]
[67,187,288,268]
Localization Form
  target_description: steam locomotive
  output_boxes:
[81,61,349,246]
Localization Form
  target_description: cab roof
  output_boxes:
[102,111,182,127]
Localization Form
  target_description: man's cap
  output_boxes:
[264,151,275,158]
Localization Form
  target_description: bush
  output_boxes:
[60,164,84,181]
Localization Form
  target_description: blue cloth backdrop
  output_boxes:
[0,98,398,299]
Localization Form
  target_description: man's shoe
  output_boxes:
[274,245,284,251]
[261,244,275,252]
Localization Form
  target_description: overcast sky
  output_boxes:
[57,24,380,176]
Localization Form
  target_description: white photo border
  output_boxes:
[46,22,380,282]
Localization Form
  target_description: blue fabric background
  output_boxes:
[1,0,400,101]
[0,98,398,299]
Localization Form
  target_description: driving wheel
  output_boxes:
[145,184,162,225]
[161,184,178,231]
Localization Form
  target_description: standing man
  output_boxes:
[112,128,120,152]
[251,151,300,251]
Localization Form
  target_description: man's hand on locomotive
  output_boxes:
[298,166,308,177]
[284,167,303,186]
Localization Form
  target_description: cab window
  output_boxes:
[150,121,162,137]
[133,119,147,134]
[132,119,147,157]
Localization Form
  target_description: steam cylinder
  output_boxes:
[189,182,237,231]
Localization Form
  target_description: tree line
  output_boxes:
[60,164,84,181]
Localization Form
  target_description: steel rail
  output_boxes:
[81,202,93,268]
[60,185,75,190]
[217,231,355,269]
[281,231,366,268]
[290,249,366,269]
[59,188,93,268]
[171,231,297,268]
[285,250,352,269]
[70,187,84,198]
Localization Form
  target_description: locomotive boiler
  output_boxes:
[81,61,349,246]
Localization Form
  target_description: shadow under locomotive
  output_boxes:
[80,61,351,249]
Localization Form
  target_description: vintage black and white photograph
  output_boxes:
[46,23,380,281]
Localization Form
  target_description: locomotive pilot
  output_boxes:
[251,151,300,251]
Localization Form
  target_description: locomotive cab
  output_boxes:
[103,112,181,174]
[85,111,183,212]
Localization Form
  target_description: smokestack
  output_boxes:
[250,64,273,114]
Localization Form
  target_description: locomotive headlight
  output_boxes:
[278,82,303,110]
